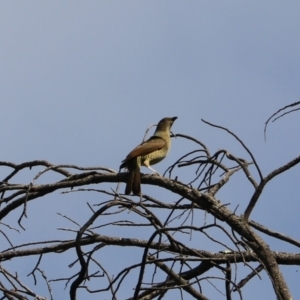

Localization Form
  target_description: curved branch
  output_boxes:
[264,101,300,141]
[202,119,263,181]
[244,154,300,220]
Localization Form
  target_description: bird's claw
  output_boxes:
[151,172,160,176]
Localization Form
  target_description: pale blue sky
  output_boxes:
[0,2,299,299]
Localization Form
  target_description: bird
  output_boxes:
[120,117,177,195]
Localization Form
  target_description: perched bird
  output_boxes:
[120,117,177,195]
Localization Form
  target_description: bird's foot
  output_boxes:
[151,172,160,176]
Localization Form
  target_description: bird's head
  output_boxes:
[154,117,177,135]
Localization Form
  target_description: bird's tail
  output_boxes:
[125,167,141,195]
[132,168,141,195]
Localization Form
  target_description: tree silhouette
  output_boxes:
[0,114,299,300]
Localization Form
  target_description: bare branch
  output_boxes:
[264,101,300,141]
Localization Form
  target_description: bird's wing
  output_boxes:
[123,137,166,162]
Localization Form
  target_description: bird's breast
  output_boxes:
[140,146,170,166]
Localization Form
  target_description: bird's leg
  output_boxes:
[147,166,160,175]
[143,161,160,175]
